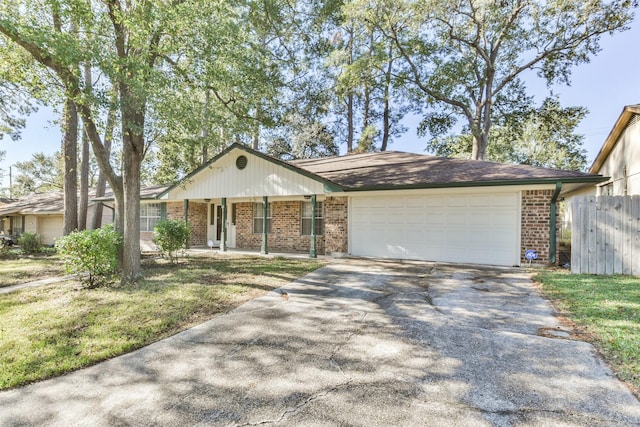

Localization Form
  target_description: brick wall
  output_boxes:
[235,199,349,255]
[521,190,558,264]
[166,201,208,246]
[325,196,348,254]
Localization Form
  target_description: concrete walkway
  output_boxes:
[0,275,76,295]
[0,259,638,426]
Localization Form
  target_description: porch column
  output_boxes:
[183,199,190,249]
[310,195,317,258]
[261,196,268,255]
[221,197,227,252]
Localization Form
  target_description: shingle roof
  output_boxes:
[0,192,65,215]
[93,184,171,202]
[290,150,602,190]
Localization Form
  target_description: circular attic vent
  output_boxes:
[236,155,248,170]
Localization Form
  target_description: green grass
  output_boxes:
[0,254,66,287]
[0,255,324,390]
[534,270,640,395]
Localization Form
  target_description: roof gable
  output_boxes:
[163,144,341,200]
[590,104,640,173]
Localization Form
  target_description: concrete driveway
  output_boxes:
[1,259,639,426]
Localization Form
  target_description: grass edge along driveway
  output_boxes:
[0,255,324,390]
[534,270,640,398]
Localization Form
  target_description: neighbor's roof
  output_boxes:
[0,190,109,216]
[589,104,640,174]
[0,192,65,215]
[290,150,604,191]
[93,184,171,202]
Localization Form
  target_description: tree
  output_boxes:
[265,113,338,160]
[336,3,411,152]
[10,152,64,196]
[359,0,635,160]
[1,1,294,281]
[0,37,40,141]
[429,97,588,171]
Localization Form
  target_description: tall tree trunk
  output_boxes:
[119,80,145,282]
[347,93,354,153]
[252,124,259,150]
[78,127,89,230]
[78,63,92,230]
[381,50,394,152]
[90,100,116,230]
[62,97,78,235]
[122,141,142,282]
[201,89,209,163]
[346,26,354,153]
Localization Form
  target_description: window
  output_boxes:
[253,202,272,234]
[603,182,614,196]
[12,216,24,235]
[301,201,323,236]
[140,203,161,232]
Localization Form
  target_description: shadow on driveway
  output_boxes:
[0,258,638,426]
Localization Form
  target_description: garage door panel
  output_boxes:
[350,193,520,266]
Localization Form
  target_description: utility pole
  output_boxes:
[8,166,12,199]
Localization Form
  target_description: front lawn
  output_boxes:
[534,270,640,396]
[0,254,66,287]
[0,255,324,390]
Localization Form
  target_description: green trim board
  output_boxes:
[549,182,562,264]
[341,176,607,193]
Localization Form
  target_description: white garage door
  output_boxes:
[38,216,63,246]
[350,193,520,266]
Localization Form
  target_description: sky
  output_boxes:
[1,19,639,189]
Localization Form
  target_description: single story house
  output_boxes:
[125,143,604,267]
[0,192,112,245]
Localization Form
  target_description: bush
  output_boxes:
[18,232,42,254]
[0,245,17,259]
[55,225,122,287]
[153,219,190,263]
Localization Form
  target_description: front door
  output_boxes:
[228,203,236,248]
[207,203,217,245]
[216,205,222,241]
[208,202,236,248]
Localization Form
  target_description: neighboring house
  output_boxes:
[0,198,15,237]
[0,192,113,245]
[562,104,639,226]
[590,104,640,196]
[124,143,604,267]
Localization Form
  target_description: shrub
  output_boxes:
[153,219,190,263]
[18,232,42,254]
[55,225,122,287]
[0,244,17,259]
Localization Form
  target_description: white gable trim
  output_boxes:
[165,147,329,200]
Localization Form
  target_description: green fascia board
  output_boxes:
[341,176,608,192]
[156,143,345,199]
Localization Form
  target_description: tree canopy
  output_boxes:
[350,0,635,160]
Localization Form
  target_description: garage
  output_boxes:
[349,192,521,266]
[38,215,63,246]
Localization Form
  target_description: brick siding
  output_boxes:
[234,198,349,255]
[521,190,558,265]
[166,201,208,246]
[324,196,348,254]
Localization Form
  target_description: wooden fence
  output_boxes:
[571,195,640,275]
